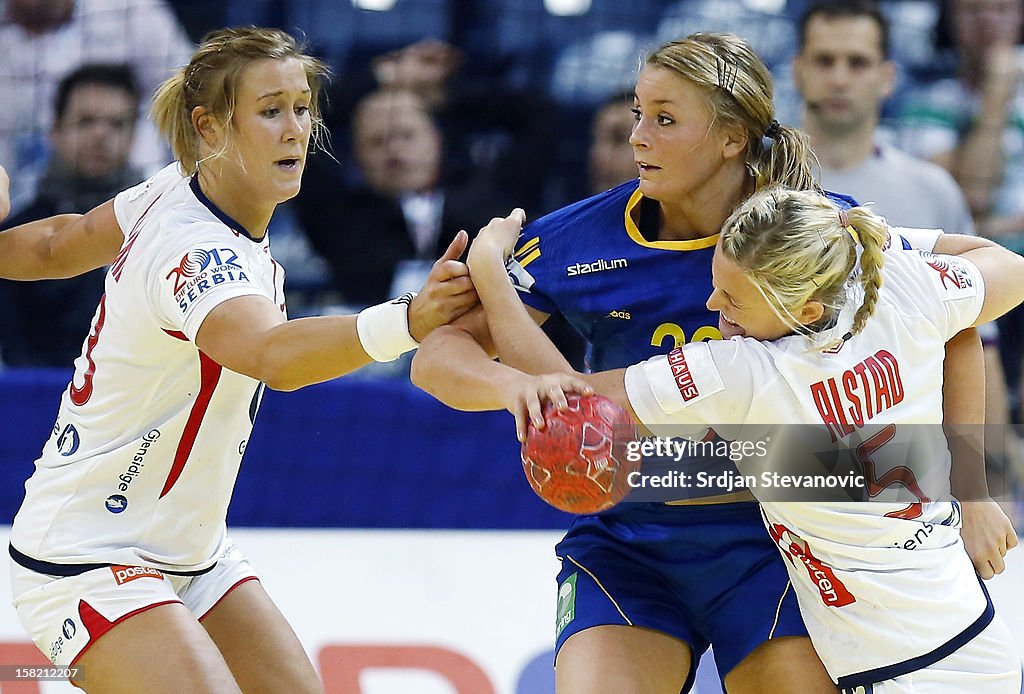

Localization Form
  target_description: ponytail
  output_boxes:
[845,207,888,337]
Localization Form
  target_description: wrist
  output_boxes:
[469,244,504,278]
[356,293,419,362]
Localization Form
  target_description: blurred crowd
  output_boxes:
[0,0,1023,484]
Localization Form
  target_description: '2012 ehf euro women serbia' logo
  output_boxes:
[166,247,249,311]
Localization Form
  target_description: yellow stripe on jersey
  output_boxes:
[623,188,719,251]
[515,237,542,267]
[519,249,541,267]
[514,237,540,258]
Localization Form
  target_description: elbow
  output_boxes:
[264,377,303,393]
[259,367,304,392]
[411,341,463,405]
[409,349,436,394]
[252,354,307,393]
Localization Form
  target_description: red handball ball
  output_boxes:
[521,393,640,514]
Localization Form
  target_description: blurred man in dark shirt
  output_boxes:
[0,63,143,367]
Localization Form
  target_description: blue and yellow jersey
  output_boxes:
[510,181,718,371]
[509,181,860,371]
[508,182,866,501]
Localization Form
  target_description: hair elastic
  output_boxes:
[838,208,860,245]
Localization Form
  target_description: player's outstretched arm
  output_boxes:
[0,200,123,280]
[462,210,639,430]
[963,243,1024,325]
[410,228,524,411]
[906,232,1020,574]
[197,296,375,391]
[466,210,579,374]
[197,232,481,391]
[943,328,1019,578]
[932,232,999,256]
[411,218,561,411]
[413,308,526,409]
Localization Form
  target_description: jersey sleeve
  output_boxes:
[890,225,942,252]
[149,233,269,342]
[113,164,181,234]
[506,230,558,314]
[904,251,986,339]
[624,340,761,440]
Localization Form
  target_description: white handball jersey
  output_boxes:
[625,249,991,687]
[10,164,285,573]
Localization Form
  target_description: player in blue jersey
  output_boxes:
[412,32,1012,694]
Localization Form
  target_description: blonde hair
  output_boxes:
[646,33,819,192]
[151,26,329,174]
[720,187,888,343]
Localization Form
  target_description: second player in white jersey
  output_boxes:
[624,246,993,687]
[464,189,1023,691]
[11,163,285,572]
[0,27,478,694]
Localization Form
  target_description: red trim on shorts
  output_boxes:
[198,576,260,622]
[160,351,222,498]
[71,598,182,666]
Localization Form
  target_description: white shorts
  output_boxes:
[842,616,1022,693]
[9,539,258,667]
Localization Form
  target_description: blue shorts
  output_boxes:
[554,501,806,691]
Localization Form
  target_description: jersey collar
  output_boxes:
[623,187,719,251]
[189,176,264,243]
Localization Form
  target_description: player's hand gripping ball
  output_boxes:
[521,393,639,514]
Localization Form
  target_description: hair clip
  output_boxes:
[716,54,738,94]
[764,119,781,140]
[184,63,199,90]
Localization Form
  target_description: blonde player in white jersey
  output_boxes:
[0,27,477,694]
[462,190,1023,693]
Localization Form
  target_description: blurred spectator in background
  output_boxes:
[0,0,192,212]
[307,37,559,214]
[896,0,1024,517]
[587,91,637,195]
[898,0,1024,422]
[795,0,975,231]
[796,0,1020,516]
[371,38,462,111]
[296,88,508,307]
[0,63,143,367]
[296,86,586,368]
